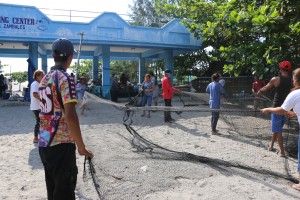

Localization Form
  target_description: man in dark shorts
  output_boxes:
[38,38,93,199]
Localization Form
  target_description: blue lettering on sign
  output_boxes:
[12,17,35,25]
[36,18,49,31]
[0,16,9,23]
[0,16,49,31]
[4,24,25,29]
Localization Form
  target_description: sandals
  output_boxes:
[276,151,286,158]
[267,144,274,151]
[33,137,38,143]
[291,184,300,192]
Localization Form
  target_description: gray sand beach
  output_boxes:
[0,96,300,200]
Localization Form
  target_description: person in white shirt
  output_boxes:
[30,70,44,143]
[261,67,300,192]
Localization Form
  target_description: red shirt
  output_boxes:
[252,79,265,93]
[161,76,179,99]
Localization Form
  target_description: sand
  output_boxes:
[0,96,300,200]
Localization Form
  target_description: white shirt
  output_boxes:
[281,89,300,124]
[30,81,40,110]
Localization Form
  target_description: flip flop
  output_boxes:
[289,183,300,192]
[276,151,286,158]
[267,144,274,151]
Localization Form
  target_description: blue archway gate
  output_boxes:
[0,3,202,98]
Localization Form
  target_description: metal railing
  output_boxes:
[38,7,131,23]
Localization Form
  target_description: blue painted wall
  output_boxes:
[0,3,202,98]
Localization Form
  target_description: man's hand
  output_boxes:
[78,146,94,159]
[285,111,296,119]
[260,108,269,115]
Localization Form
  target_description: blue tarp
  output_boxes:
[24,58,35,102]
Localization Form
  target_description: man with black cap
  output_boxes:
[38,38,93,199]
[161,69,180,122]
[258,60,292,157]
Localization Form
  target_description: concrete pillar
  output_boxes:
[92,56,99,81]
[138,57,145,84]
[41,54,47,73]
[164,50,174,83]
[28,42,38,70]
[101,45,110,98]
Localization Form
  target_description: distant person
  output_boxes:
[110,74,119,102]
[252,75,266,111]
[30,70,45,143]
[76,77,88,116]
[141,74,154,118]
[119,72,127,88]
[0,74,4,97]
[149,71,159,107]
[161,69,180,123]
[257,61,292,157]
[261,68,300,192]
[206,73,225,134]
[38,38,93,199]
[119,72,131,99]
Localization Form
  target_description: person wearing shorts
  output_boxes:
[261,67,300,192]
[258,61,292,157]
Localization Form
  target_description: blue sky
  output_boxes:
[0,0,133,74]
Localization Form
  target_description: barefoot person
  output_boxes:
[257,61,292,157]
[38,38,93,199]
[30,70,44,143]
[261,67,300,192]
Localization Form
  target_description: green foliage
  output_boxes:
[156,0,300,77]
[110,61,139,83]
[69,59,140,83]
[69,60,102,80]
[11,71,28,83]
[129,0,172,27]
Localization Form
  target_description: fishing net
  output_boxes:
[81,90,299,200]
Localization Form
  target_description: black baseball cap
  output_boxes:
[52,38,76,57]
[165,69,172,73]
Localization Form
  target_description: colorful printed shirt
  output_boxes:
[142,81,154,96]
[38,66,77,147]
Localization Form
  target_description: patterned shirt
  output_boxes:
[38,66,77,147]
[142,81,154,96]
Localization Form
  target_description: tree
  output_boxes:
[69,59,103,80]
[11,71,28,83]
[129,0,172,27]
[129,0,210,79]
[110,60,139,83]
[10,71,28,91]
[156,0,300,77]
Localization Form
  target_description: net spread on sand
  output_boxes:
[82,91,299,200]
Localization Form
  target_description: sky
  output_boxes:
[0,0,134,74]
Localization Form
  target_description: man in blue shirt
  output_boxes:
[206,73,225,134]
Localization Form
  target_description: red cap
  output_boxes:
[280,61,292,71]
